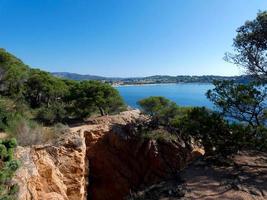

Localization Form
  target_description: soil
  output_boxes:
[128,150,267,200]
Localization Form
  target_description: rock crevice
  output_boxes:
[13,110,202,200]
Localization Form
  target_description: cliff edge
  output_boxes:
[13,110,202,200]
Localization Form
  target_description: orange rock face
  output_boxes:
[13,131,87,200]
[83,110,202,200]
[13,110,202,200]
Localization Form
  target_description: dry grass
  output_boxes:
[6,116,70,146]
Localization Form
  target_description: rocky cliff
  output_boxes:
[13,130,87,200]
[13,110,203,200]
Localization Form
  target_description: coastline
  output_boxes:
[113,82,213,87]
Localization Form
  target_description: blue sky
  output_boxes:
[0,0,266,77]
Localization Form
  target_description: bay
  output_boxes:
[115,83,215,109]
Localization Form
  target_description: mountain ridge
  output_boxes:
[52,72,253,84]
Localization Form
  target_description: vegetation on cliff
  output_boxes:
[138,96,267,157]
[0,138,20,200]
[138,11,267,157]
[0,48,125,145]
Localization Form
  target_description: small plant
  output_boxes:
[52,123,70,135]
[0,138,20,200]
[141,129,177,142]
[5,116,46,146]
[41,123,71,144]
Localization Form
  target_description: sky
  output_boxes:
[0,0,266,77]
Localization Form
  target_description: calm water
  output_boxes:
[116,83,215,109]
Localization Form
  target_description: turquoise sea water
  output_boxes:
[116,83,215,109]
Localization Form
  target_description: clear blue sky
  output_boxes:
[0,0,266,77]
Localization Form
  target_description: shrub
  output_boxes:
[0,144,7,160]
[5,114,71,146]
[0,97,32,133]
[138,96,267,157]
[179,107,267,156]
[138,96,191,128]
[52,123,70,135]
[0,138,20,200]
[180,107,233,156]
[42,123,71,144]
[141,129,178,142]
[5,116,45,146]
[36,103,67,124]
[0,98,17,131]
[229,124,267,151]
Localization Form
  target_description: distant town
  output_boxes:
[52,72,252,85]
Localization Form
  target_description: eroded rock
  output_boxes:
[13,110,203,200]
[13,131,87,200]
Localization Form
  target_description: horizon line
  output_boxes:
[52,71,245,79]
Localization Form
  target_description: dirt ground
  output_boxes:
[128,150,267,200]
[181,150,267,200]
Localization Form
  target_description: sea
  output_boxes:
[115,83,215,109]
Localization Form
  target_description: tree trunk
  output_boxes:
[99,107,105,116]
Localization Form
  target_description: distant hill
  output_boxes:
[52,72,108,81]
[52,72,253,85]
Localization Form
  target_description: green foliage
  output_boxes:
[229,124,267,151]
[0,49,29,99]
[0,144,7,160]
[138,97,232,154]
[25,69,68,108]
[197,11,267,156]
[141,129,178,142]
[0,98,31,132]
[207,81,267,127]
[138,96,191,128]
[225,11,267,80]
[139,96,267,156]
[0,102,12,131]
[0,48,127,129]
[181,107,267,155]
[68,80,126,118]
[36,102,67,124]
[180,107,234,155]
[138,96,172,116]
[0,138,20,200]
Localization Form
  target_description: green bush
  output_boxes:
[179,107,267,156]
[0,144,8,160]
[0,97,32,133]
[229,124,267,151]
[141,129,178,142]
[179,107,232,155]
[138,96,191,127]
[138,96,267,157]
[36,103,67,124]
[0,138,20,200]
[0,99,16,131]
